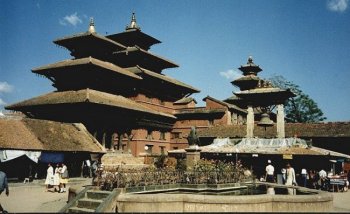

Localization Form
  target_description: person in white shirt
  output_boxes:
[59,163,69,193]
[44,163,54,192]
[319,169,327,190]
[301,168,307,187]
[265,160,275,183]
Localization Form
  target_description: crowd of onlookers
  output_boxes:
[264,160,350,192]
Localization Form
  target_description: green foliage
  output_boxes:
[175,158,187,171]
[268,75,326,123]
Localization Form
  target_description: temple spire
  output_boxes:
[126,12,141,31]
[88,17,96,33]
[238,55,262,76]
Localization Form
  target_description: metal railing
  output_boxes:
[94,167,250,191]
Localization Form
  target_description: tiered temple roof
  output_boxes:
[6,13,200,155]
[231,56,262,91]
[225,56,295,108]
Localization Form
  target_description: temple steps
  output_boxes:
[68,190,112,213]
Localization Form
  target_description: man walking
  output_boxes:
[0,170,9,214]
[265,160,275,183]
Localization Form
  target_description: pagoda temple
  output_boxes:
[224,56,295,138]
[6,13,200,157]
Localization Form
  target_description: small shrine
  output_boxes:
[227,56,295,138]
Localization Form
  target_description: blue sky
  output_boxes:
[1,0,350,121]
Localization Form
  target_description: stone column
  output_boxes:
[246,106,254,138]
[276,104,285,138]
[185,146,201,170]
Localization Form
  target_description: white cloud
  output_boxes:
[219,69,242,80]
[327,0,349,12]
[59,12,83,26]
[0,82,13,93]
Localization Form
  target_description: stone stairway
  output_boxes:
[68,190,111,213]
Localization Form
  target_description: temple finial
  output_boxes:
[126,12,141,31]
[88,17,96,33]
[248,56,253,64]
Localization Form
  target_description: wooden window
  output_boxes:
[160,131,166,140]
[171,132,181,139]
[146,130,153,140]
[160,146,165,154]
[209,119,214,126]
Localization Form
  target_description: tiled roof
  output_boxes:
[32,57,142,79]
[169,138,350,158]
[231,75,260,83]
[115,46,179,70]
[0,118,105,153]
[5,89,176,119]
[127,66,200,93]
[54,32,126,51]
[175,107,226,115]
[203,96,247,113]
[107,29,161,50]
[174,97,197,105]
[196,123,350,138]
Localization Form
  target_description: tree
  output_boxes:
[268,75,326,123]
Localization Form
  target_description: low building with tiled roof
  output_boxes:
[0,117,105,179]
[196,123,350,139]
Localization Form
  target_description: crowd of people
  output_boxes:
[44,163,69,193]
[263,160,350,192]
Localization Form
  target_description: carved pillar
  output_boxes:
[117,133,123,151]
[276,104,285,138]
[101,131,106,149]
[107,130,114,151]
[246,106,254,138]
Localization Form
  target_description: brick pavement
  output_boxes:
[0,178,91,213]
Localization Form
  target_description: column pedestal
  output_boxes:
[185,146,201,170]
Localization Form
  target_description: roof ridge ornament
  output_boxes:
[88,17,96,33]
[126,12,141,31]
[248,56,253,64]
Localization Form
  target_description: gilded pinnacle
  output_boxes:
[126,12,141,31]
[88,17,96,33]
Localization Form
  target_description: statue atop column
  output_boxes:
[187,126,200,147]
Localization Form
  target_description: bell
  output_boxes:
[258,113,274,127]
